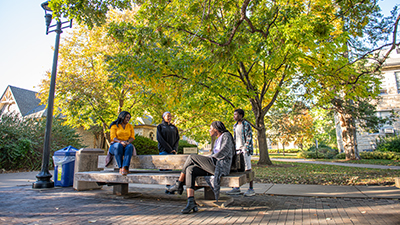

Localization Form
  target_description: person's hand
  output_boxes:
[121,141,128,147]
[171,150,177,154]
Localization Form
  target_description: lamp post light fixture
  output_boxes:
[33,1,72,189]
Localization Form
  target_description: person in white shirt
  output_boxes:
[226,109,255,196]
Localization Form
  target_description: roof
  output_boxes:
[0,85,45,117]
[135,115,157,126]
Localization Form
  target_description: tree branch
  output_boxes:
[167,0,251,47]
[163,73,236,108]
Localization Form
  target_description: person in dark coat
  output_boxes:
[157,112,180,155]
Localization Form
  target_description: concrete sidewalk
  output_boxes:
[1,171,400,224]
[1,171,399,199]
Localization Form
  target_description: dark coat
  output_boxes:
[156,120,180,153]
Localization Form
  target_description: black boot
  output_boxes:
[181,197,198,214]
[166,180,184,195]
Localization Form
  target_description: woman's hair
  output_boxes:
[211,121,228,134]
[109,111,131,128]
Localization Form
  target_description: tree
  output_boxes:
[310,108,337,149]
[38,10,151,148]
[267,101,314,153]
[300,7,400,159]
[49,0,400,165]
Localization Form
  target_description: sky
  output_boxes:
[0,0,398,95]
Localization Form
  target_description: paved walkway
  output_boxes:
[1,171,400,224]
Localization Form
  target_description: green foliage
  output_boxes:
[335,151,400,160]
[177,140,198,154]
[0,113,85,171]
[375,135,400,153]
[47,0,399,166]
[48,0,132,28]
[266,100,315,150]
[132,135,159,155]
[253,161,400,186]
[298,145,338,159]
[310,108,337,148]
[335,153,346,159]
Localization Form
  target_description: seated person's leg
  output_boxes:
[110,143,124,168]
[184,155,215,175]
[185,165,210,190]
[122,144,134,168]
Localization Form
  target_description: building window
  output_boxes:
[395,72,400,94]
[379,80,388,94]
[149,132,154,141]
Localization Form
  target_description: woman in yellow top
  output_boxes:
[109,111,136,175]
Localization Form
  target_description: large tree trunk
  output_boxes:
[256,118,273,165]
[337,110,360,160]
[334,111,345,153]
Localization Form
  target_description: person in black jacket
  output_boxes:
[157,112,180,155]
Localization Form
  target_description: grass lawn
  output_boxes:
[317,159,400,167]
[257,153,400,166]
[268,153,298,159]
[252,160,400,186]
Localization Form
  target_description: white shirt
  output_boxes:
[235,123,244,150]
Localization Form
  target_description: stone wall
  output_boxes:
[134,126,157,141]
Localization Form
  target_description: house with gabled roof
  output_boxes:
[0,85,46,118]
[0,85,159,150]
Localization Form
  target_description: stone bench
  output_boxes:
[73,148,254,200]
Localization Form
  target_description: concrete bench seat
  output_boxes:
[73,148,254,200]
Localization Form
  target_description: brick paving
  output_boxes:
[0,186,399,225]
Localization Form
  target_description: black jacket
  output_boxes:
[157,120,179,153]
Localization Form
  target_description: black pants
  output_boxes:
[182,155,215,189]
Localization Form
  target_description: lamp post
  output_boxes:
[33,1,72,189]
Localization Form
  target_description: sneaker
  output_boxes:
[243,189,255,197]
[226,188,241,195]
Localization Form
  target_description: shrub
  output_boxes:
[334,151,400,160]
[0,113,85,171]
[298,145,338,159]
[268,148,300,153]
[360,151,400,160]
[375,135,400,153]
[178,140,198,154]
[334,153,346,159]
[132,135,159,155]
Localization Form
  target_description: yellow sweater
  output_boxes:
[110,124,135,141]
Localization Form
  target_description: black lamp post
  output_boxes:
[33,1,72,189]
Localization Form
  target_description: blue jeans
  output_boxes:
[109,143,133,168]
[159,151,175,155]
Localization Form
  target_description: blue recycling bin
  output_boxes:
[53,146,78,187]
